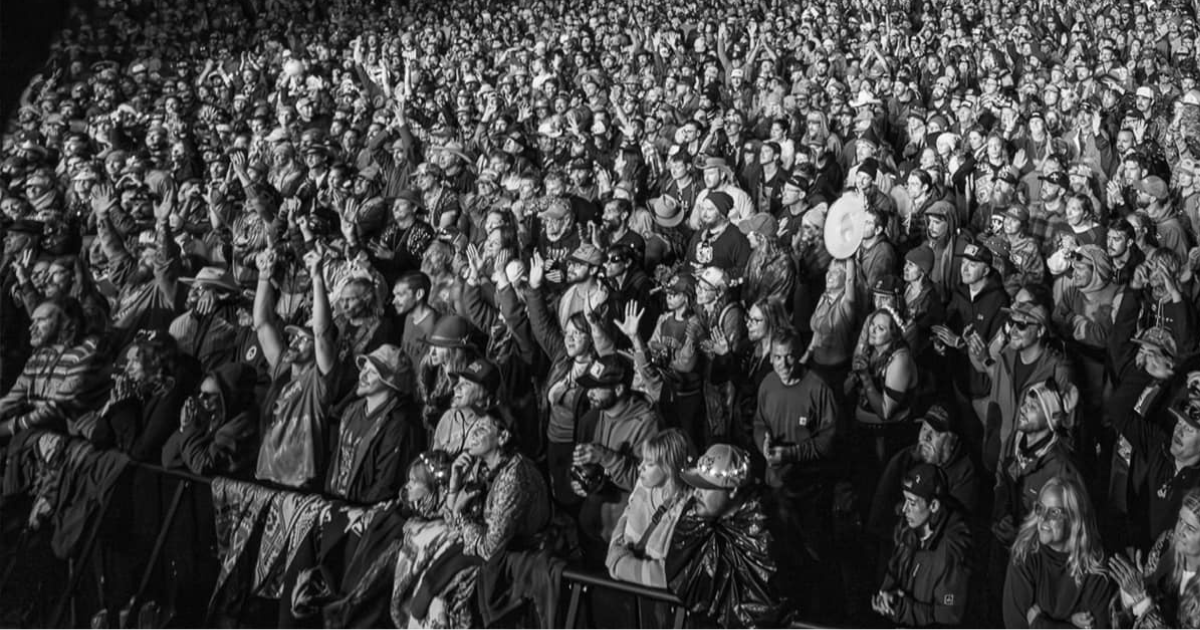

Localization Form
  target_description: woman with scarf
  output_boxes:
[1002,476,1113,629]
[1110,487,1200,629]
[848,308,919,470]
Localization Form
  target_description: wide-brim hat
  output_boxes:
[180,266,240,293]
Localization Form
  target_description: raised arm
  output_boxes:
[304,250,337,376]
[253,250,285,370]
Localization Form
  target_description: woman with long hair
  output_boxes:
[387,450,479,629]
[522,260,599,506]
[417,315,479,434]
[616,273,705,449]
[1110,487,1200,628]
[804,257,858,387]
[91,329,196,461]
[741,215,796,308]
[849,307,920,468]
[607,428,693,587]
[1003,476,1113,629]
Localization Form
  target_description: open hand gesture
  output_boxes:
[616,302,644,339]
[91,182,116,218]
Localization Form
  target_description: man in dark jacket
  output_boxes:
[869,404,980,542]
[874,463,972,627]
[325,344,425,503]
[934,243,1010,463]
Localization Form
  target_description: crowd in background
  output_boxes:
[9,0,1200,626]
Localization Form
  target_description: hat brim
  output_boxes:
[283,325,314,338]
[1133,337,1175,358]
[428,336,470,349]
[356,355,407,392]
[576,374,619,389]
[680,468,725,490]
[179,277,240,293]
[1171,406,1200,429]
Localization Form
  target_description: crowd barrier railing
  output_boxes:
[2,455,824,629]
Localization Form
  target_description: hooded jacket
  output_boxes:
[924,204,970,303]
[162,362,260,476]
[982,343,1074,473]
[1052,245,1119,353]
[880,506,973,627]
[946,271,1010,397]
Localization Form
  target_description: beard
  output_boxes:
[129,264,155,286]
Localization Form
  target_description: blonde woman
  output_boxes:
[1110,487,1200,628]
[606,428,693,588]
[1003,476,1113,629]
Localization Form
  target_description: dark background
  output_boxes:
[1,0,71,123]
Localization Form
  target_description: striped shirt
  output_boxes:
[0,340,105,433]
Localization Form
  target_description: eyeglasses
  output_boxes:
[747,316,765,324]
[1009,320,1039,331]
[1033,503,1068,522]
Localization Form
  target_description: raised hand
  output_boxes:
[153,185,175,222]
[91,182,116,218]
[303,249,323,273]
[528,251,546,289]
[255,249,277,275]
[615,302,644,339]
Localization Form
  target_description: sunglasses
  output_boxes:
[1009,319,1039,331]
[1033,503,1068,522]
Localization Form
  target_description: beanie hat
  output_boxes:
[706,191,734,216]
[905,245,935,277]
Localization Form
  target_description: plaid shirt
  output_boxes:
[1027,202,1069,256]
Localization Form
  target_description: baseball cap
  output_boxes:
[1039,171,1070,188]
[568,243,604,267]
[681,443,752,490]
[1136,86,1156,99]
[961,243,993,265]
[1003,302,1050,327]
[451,358,501,394]
[664,273,695,296]
[902,463,947,502]
[1170,397,1200,430]
[1003,205,1030,223]
[576,354,631,389]
[1133,326,1178,359]
[919,404,952,433]
[540,197,572,220]
[873,275,902,295]
[1133,176,1169,201]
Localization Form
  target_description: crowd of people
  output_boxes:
[9,0,1200,626]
